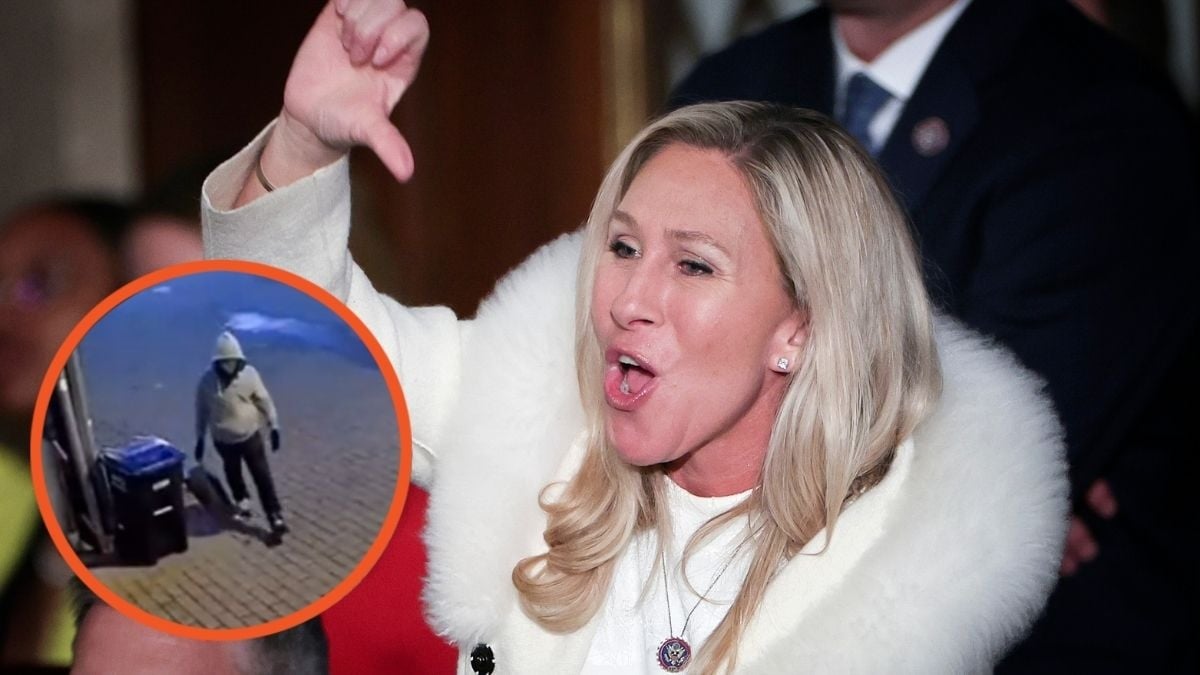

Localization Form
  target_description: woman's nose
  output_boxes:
[609,265,663,329]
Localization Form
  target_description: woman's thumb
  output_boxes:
[365,117,415,182]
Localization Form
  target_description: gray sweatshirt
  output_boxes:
[195,364,278,445]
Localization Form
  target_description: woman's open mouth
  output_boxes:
[604,348,658,411]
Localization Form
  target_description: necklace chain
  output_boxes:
[660,524,755,639]
[654,492,761,672]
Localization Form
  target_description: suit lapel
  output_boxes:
[773,6,978,213]
[876,58,979,212]
[875,0,1037,212]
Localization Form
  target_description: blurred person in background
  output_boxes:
[123,160,212,279]
[122,211,205,280]
[0,197,130,667]
[0,199,130,442]
[670,0,1200,670]
[0,193,204,437]
[0,194,203,668]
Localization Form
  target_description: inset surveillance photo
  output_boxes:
[37,268,405,630]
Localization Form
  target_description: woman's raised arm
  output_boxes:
[240,0,427,205]
[203,0,452,484]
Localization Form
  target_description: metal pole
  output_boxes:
[55,352,113,554]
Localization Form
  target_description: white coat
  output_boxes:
[203,124,1069,674]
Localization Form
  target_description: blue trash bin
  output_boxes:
[101,436,188,565]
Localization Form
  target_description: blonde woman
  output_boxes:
[203,2,1068,672]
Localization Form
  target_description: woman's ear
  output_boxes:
[771,309,808,373]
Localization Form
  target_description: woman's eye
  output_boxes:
[609,240,639,259]
[679,259,714,276]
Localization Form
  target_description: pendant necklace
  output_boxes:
[655,532,753,672]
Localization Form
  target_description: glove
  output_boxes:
[270,428,281,452]
[194,439,205,462]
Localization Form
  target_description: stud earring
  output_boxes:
[776,357,790,371]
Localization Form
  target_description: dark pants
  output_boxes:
[214,432,282,518]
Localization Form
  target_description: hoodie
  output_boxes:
[195,331,279,445]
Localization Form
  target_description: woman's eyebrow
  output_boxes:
[667,228,731,257]
[612,208,639,231]
[613,208,731,257]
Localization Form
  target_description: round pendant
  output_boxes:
[657,636,692,672]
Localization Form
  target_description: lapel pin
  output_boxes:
[912,116,950,157]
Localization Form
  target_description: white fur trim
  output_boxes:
[423,232,587,642]
[741,318,1069,672]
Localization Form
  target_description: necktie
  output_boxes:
[839,72,892,155]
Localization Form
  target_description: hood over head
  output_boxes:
[212,330,246,362]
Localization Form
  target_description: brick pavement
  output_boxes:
[87,347,402,629]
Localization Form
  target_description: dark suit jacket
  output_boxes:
[671,0,1199,670]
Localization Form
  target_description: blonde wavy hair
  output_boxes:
[513,102,942,673]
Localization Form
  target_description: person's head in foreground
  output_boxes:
[69,580,328,675]
[513,101,942,673]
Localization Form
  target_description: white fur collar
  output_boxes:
[422,233,1068,670]
[423,233,589,642]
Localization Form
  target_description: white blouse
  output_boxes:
[582,479,755,674]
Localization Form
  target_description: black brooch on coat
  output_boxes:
[470,643,495,674]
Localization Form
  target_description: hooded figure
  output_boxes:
[194,330,287,534]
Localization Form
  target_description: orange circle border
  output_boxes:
[28,259,413,642]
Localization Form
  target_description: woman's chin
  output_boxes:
[606,424,673,468]
[613,446,662,467]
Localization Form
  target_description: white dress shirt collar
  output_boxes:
[833,0,972,103]
[831,0,972,150]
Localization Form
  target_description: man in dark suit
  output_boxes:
[671,0,1199,671]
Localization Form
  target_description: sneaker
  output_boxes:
[234,499,253,521]
[269,514,289,534]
